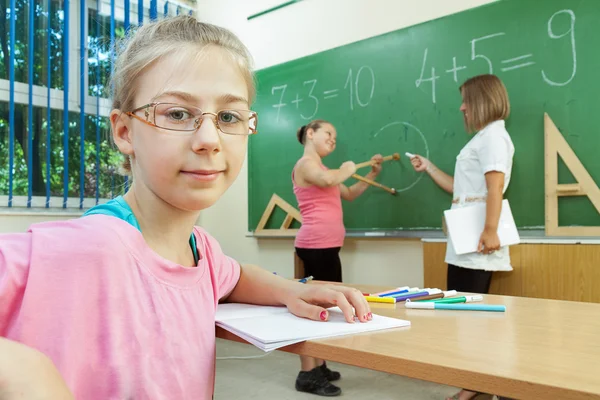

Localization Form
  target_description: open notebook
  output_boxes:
[216,303,410,352]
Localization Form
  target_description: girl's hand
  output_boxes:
[370,154,384,174]
[284,284,372,323]
[340,161,357,175]
[410,155,430,172]
[478,229,501,254]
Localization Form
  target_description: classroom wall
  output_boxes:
[1,0,498,286]
[0,213,80,234]
[196,0,498,284]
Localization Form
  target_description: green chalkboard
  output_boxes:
[248,0,600,233]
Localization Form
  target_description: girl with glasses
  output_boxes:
[0,16,371,400]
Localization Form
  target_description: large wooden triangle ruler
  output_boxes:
[545,113,600,236]
[255,194,302,236]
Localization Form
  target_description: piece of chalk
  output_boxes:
[405,152,415,158]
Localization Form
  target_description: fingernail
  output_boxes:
[368,312,373,320]
[320,310,328,321]
[363,314,368,321]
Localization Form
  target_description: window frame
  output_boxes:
[1,0,197,211]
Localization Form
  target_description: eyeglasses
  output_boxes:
[126,102,258,136]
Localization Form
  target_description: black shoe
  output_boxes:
[295,367,341,397]
[320,362,341,381]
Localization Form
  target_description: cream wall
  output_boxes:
[0,212,80,233]
[0,0,497,286]
[196,0,497,284]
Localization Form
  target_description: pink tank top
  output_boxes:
[293,158,345,249]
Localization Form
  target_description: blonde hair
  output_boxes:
[110,16,255,174]
[460,74,510,133]
[296,119,330,145]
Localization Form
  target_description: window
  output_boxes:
[1,0,196,209]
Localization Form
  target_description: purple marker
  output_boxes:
[393,289,442,302]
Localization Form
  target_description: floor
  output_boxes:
[214,339,479,400]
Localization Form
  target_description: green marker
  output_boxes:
[420,295,483,304]
[429,297,467,304]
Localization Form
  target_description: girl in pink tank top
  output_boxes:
[293,161,345,249]
[291,119,384,397]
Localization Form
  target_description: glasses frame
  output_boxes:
[125,102,258,136]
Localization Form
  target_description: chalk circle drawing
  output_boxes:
[373,121,430,193]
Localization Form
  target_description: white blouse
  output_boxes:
[445,120,515,272]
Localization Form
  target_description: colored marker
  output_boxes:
[412,290,458,302]
[381,288,434,298]
[371,286,409,297]
[418,295,483,304]
[364,296,396,304]
[380,289,411,298]
[380,287,421,298]
[405,302,505,312]
[393,289,441,302]
[418,297,464,304]
[408,292,444,302]
[298,276,313,283]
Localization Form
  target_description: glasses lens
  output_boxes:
[217,110,257,135]
[153,103,202,131]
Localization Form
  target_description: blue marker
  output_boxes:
[299,276,313,284]
[380,287,420,298]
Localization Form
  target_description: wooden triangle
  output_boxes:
[255,194,302,236]
[544,113,600,236]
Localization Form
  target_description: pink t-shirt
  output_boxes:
[293,160,345,249]
[0,215,240,400]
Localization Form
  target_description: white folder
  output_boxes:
[443,199,520,255]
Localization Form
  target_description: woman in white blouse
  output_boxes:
[410,74,514,400]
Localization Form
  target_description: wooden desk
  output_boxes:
[217,284,600,400]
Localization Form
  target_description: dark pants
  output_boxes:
[447,263,493,294]
[295,247,342,283]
